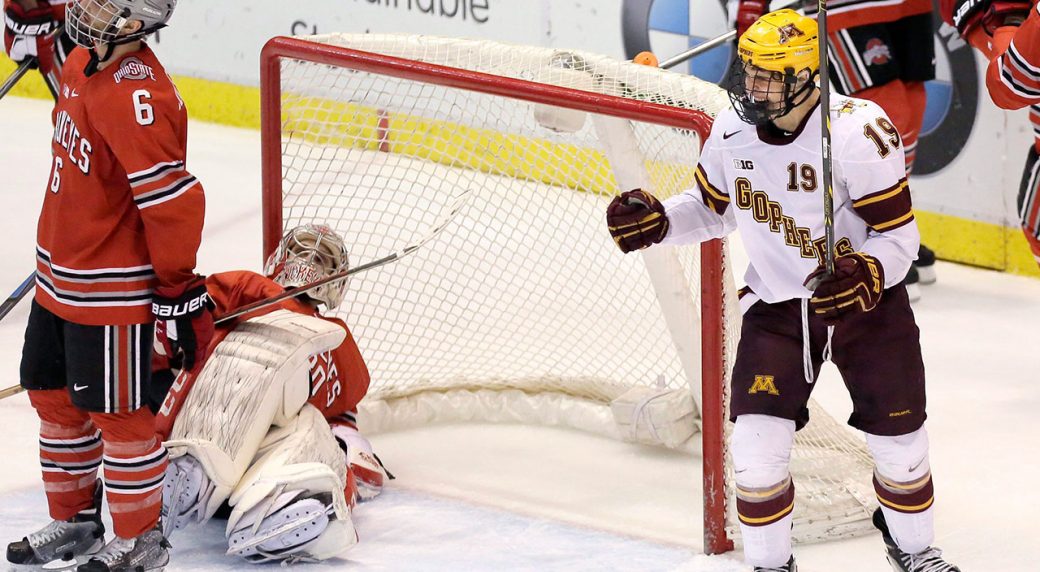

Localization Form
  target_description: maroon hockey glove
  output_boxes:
[735,0,768,40]
[153,276,214,373]
[606,189,670,253]
[944,0,1032,36]
[804,252,885,325]
[3,1,62,74]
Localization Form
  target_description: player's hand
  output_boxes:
[606,189,669,253]
[153,276,214,373]
[803,252,885,325]
[3,1,61,73]
[944,0,1031,37]
[735,0,768,39]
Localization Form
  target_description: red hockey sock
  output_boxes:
[29,389,102,521]
[90,407,168,539]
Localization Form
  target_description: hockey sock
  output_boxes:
[90,407,168,539]
[28,389,101,521]
[732,415,796,568]
[867,427,935,554]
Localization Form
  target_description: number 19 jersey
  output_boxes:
[661,94,919,304]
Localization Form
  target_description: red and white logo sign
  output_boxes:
[863,38,892,66]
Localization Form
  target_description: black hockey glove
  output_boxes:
[153,276,214,373]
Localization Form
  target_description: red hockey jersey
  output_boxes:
[205,270,371,422]
[155,271,371,439]
[34,44,204,326]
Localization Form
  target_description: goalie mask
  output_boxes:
[66,0,176,48]
[264,225,350,310]
[726,9,820,126]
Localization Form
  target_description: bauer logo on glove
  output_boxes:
[606,189,670,253]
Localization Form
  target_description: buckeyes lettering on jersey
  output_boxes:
[34,45,205,327]
[660,94,919,304]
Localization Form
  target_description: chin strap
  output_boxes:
[84,43,115,76]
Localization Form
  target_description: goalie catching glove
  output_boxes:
[153,276,215,373]
[606,189,670,253]
[944,0,1032,36]
[804,252,885,325]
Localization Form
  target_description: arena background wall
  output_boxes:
[3,0,1035,277]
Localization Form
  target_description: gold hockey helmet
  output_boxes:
[728,9,821,125]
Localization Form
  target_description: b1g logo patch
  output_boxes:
[733,159,754,170]
[114,57,156,84]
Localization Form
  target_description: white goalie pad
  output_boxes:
[610,386,697,449]
[165,310,346,520]
[226,405,356,562]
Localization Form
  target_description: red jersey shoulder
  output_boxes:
[85,46,186,133]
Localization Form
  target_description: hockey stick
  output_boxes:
[817,0,836,275]
[0,190,474,402]
[656,0,803,70]
[0,273,36,322]
[0,58,35,101]
[215,189,473,325]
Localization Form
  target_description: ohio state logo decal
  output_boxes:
[862,38,892,66]
[114,57,156,84]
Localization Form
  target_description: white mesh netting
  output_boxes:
[265,33,876,545]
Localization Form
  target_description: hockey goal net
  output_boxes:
[259,33,876,552]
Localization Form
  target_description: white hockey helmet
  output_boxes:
[264,224,350,310]
[66,0,176,48]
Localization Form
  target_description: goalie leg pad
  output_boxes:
[164,310,346,520]
[226,405,357,563]
[226,490,334,563]
[731,414,796,569]
[866,427,935,555]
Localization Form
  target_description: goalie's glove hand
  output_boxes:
[944,0,1031,37]
[3,1,60,72]
[804,252,885,325]
[606,189,669,253]
[734,0,768,40]
[153,276,214,373]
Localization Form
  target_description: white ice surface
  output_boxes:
[2,96,1039,571]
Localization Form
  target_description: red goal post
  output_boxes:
[260,34,732,554]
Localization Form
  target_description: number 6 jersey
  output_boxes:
[35,44,205,326]
[662,94,919,304]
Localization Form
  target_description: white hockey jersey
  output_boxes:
[661,94,919,304]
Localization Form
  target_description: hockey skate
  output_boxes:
[754,555,797,571]
[873,508,960,572]
[76,527,170,572]
[6,483,105,568]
